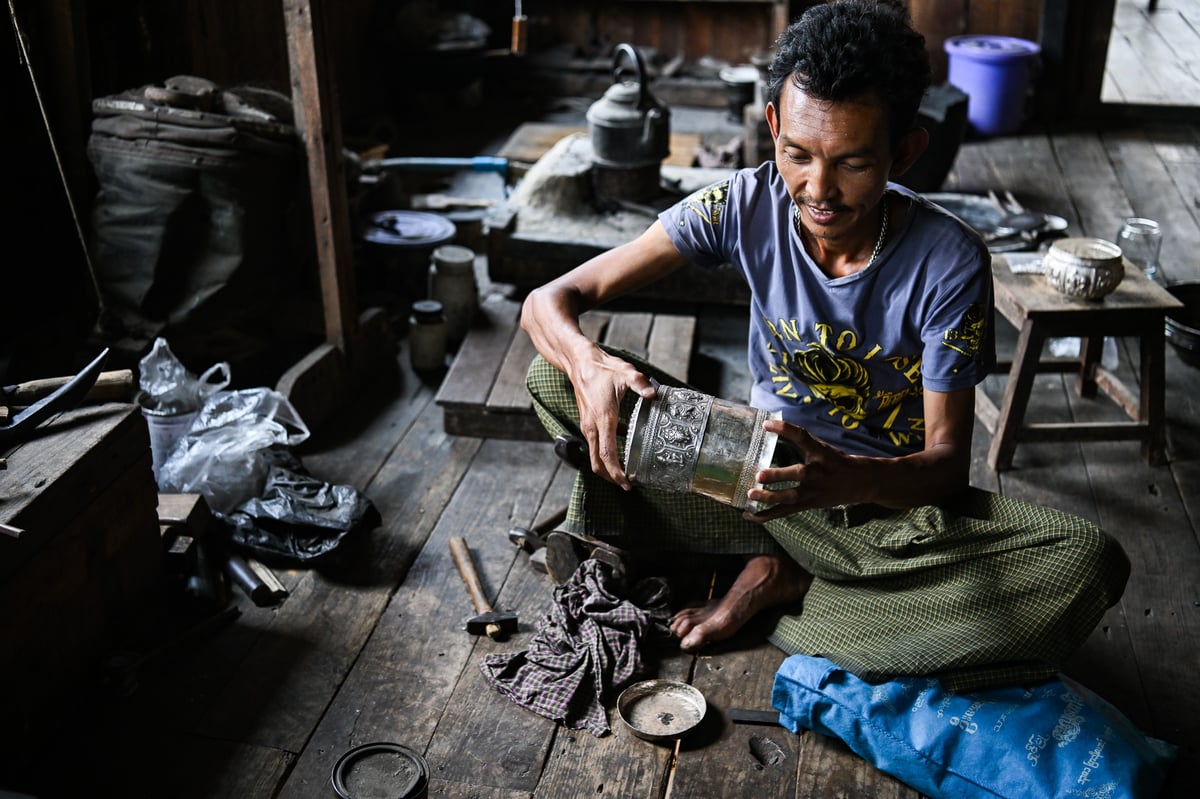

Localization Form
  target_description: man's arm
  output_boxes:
[747,385,975,516]
[520,221,689,488]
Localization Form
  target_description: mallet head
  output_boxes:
[465,610,519,639]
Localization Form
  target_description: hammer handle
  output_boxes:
[449,536,493,615]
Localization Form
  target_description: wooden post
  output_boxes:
[282,0,357,354]
[278,0,397,430]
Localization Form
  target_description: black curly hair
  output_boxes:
[767,0,931,146]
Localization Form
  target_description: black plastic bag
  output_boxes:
[222,451,380,566]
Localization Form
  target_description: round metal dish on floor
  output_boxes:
[617,679,707,742]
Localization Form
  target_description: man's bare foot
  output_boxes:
[669,554,812,651]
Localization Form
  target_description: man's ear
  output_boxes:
[889,127,930,177]
[766,101,781,141]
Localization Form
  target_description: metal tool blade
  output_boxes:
[0,348,110,446]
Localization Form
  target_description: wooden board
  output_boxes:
[435,296,697,440]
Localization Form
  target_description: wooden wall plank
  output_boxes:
[544,1,783,64]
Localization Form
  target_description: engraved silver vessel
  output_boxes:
[623,386,780,509]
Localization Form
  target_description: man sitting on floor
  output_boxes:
[519,0,1129,691]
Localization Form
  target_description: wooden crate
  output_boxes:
[434,294,696,440]
[0,403,163,772]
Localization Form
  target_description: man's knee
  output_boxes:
[1073,526,1130,608]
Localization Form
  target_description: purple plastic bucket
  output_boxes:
[944,35,1040,136]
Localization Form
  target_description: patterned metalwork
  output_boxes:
[624,386,779,509]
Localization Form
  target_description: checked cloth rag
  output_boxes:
[525,350,1130,692]
[479,558,672,736]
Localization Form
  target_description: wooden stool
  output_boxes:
[975,255,1184,471]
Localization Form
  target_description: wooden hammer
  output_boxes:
[449,536,518,640]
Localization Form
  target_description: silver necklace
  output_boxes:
[794,196,890,268]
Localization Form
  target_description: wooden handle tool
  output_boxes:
[2,369,135,406]
[449,536,518,640]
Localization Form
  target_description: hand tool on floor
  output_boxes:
[449,535,518,640]
[0,348,109,448]
[225,552,288,607]
[728,708,784,727]
[2,368,134,407]
[507,504,569,573]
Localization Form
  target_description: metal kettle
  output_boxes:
[586,43,671,169]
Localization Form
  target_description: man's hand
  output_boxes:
[520,222,689,488]
[743,386,975,519]
[569,350,656,489]
[743,420,864,520]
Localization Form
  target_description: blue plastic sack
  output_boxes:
[772,654,1176,799]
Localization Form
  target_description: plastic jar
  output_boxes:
[428,244,478,346]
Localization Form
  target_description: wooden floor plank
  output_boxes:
[194,394,484,754]
[602,311,654,358]
[300,344,436,496]
[648,313,698,384]
[437,294,524,410]
[30,120,1200,799]
[1102,127,1200,286]
[280,438,560,796]
[669,639,801,799]
[487,325,542,411]
[795,732,917,799]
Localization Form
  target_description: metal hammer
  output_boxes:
[449,536,518,640]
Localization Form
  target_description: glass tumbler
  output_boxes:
[1115,217,1163,282]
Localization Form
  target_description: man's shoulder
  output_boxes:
[892,184,989,263]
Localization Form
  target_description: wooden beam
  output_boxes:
[282,0,357,354]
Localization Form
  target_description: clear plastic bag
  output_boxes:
[138,337,231,414]
[158,387,310,514]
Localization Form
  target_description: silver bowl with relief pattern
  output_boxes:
[623,386,780,510]
[1042,237,1125,300]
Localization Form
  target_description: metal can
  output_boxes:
[409,299,447,374]
[331,742,429,799]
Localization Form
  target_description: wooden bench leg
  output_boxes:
[1076,335,1103,398]
[1141,322,1168,465]
[988,320,1046,471]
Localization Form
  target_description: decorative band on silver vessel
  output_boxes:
[624,386,780,510]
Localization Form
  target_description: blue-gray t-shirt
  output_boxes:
[659,162,995,458]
